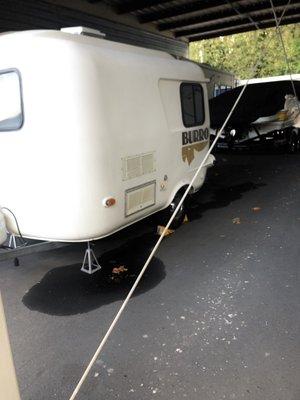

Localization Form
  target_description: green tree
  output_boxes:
[189,24,300,79]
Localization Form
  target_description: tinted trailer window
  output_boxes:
[180,83,205,127]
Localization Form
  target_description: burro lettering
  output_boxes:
[182,128,209,146]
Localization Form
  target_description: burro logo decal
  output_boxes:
[182,127,209,165]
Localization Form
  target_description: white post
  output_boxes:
[0,292,21,400]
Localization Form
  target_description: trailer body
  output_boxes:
[0,29,213,242]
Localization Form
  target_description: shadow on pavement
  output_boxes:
[187,181,266,221]
[22,233,165,316]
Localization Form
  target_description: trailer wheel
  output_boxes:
[157,193,186,230]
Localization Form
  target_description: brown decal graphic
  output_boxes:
[181,128,209,165]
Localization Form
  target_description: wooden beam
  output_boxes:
[0,293,21,400]
[158,0,300,31]
[188,14,300,41]
[116,0,172,15]
[175,6,299,38]
[138,0,229,23]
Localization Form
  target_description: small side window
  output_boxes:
[180,83,205,127]
[0,70,23,131]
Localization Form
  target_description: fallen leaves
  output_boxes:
[157,225,175,236]
[232,207,261,225]
[112,265,128,274]
[251,206,261,212]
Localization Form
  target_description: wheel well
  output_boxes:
[177,184,194,197]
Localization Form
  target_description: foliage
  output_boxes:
[189,24,300,79]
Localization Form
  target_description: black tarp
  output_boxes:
[209,80,300,129]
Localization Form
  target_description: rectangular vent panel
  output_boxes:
[122,152,155,181]
[125,181,156,217]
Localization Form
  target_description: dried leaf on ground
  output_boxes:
[112,265,128,274]
[232,217,241,225]
[157,225,175,236]
[183,215,189,224]
[252,207,261,212]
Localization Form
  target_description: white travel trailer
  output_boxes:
[0,27,214,247]
[200,63,236,99]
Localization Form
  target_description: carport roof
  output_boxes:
[0,0,299,47]
[97,0,300,41]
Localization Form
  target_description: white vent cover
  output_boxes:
[61,27,106,38]
[125,181,156,217]
[122,152,155,181]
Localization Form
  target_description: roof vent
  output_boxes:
[61,26,106,39]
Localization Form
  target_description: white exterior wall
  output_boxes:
[0,30,211,241]
[200,64,236,99]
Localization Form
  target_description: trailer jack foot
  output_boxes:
[81,242,101,274]
[8,234,23,249]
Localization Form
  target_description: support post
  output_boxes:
[81,241,101,274]
[8,234,17,249]
[0,292,21,400]
[8,234,25,249]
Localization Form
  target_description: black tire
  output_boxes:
[157,193,186,230]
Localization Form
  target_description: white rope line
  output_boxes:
[277,0,291,25]
[68,4,293,399]
[226,0,260,30]
[269,0,299,104]
[68,86,249,400]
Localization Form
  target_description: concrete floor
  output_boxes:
[0,151,299,400]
